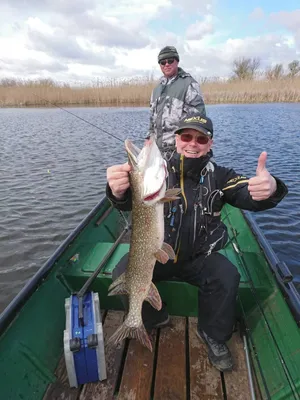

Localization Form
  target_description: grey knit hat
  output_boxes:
[158,46,180,63]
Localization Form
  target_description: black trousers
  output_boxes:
[112,252,240,343]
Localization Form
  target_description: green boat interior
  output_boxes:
[1,199,300,399]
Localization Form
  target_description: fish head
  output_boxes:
[125,138,167,206]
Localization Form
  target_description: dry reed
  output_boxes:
[0,76,300,107]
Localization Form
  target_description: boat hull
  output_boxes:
[1,197,300,399]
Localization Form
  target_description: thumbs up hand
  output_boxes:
[248,152,277,201]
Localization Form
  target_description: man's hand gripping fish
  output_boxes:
[107,138,180,351]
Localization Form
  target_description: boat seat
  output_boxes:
[59,241,262,317]
[80,242,130,274]
[80,242,250,283]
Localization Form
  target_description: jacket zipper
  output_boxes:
[174,204,184,262]
[180,155,187,211]
[168,97,172,115]
[174,155,188,263]
[193,203,198,244]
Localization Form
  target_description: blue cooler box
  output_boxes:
[64,291,107,387]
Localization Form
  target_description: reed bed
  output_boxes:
[0,76,300,107]
[203,78,300,104]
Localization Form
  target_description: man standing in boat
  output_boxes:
[106,113,288,372]
[148,46,206,159]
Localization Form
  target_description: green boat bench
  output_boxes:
[60,238,270,318]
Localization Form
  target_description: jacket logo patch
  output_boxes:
[184,116,207,124]
[226,176,247,185]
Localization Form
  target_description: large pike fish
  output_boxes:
[107,138,180,351]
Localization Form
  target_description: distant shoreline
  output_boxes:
[1,77,300,107]
[0,100,300,109]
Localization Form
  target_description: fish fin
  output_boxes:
[107,284,128,297]
[161,242,176,260]
[145,282,162,311]
[166,188,181,197]
[108,272,126,292]
[154,248,169,264]
[107,320,152,352]
[160,196,181,203]
[160,188,182,203]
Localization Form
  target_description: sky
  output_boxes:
[0,0,299,84]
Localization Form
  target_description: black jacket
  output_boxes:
[106,152,288,262]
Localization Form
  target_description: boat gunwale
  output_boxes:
[243,210,300,325]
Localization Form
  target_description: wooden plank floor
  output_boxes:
[44,311,255,400]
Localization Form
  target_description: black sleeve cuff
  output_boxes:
[269,176,288,203]
[106,183,132,211]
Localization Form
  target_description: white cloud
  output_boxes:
[270,10,300,32]
[26,17,53,34]
[8,0,98,15]
[170,0,214,13]
[181,33,297,79]
[93,0,173,30]
[270,10,300,50]
[186,16,215,40]
[0,1,299,83]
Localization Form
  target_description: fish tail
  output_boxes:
[107,319,152,351]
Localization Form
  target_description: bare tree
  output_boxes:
[287,60,300,77]
[232,57,261,80]
[265,64,284,80]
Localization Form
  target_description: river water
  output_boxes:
[0,104,299,312]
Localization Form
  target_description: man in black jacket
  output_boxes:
[106,113,288,372]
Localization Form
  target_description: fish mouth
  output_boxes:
[125,138,167,204]
[125,138,140,167]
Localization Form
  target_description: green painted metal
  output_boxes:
[0,198,299,400]
[0,271,68,400]
[0,200,118,400]
[223,206,300,399]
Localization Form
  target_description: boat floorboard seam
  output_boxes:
[43,311,254,400]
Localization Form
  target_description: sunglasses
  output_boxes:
[159,58,175,66]
[180,133,210,145]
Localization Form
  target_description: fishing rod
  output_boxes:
[32,93,137,326]
[33,93,140,143]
